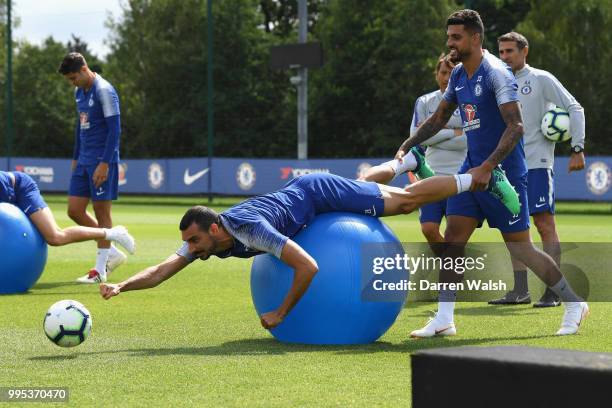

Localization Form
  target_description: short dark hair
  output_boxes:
[58,52,87,75]
[179,206,220,232]
[447,9,484,44]
[498,32,529,50]
[435,53,455,73]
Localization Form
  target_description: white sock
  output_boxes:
[95,249,110,274]
[437,301,455,324]
[453,174,473,193]
[382,152,418,179]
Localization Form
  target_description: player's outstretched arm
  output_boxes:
[259,240,319,329]
[100,254,190,299]
[396,99,457,159]
[469,101,524,190]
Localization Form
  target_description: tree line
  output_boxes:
[1,0,610,159]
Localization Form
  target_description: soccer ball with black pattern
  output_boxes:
[43,300,92,347]
[541,107,571,143]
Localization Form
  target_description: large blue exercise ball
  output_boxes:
[0,202,48,294]
[251,212,407,345]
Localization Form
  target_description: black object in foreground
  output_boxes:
[412,346,612,408]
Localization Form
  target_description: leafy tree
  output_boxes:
[259,0,323,37]
[456,0,532,51]
[309,0,456,157]
[516,0,612,154]
[11,37,75,157]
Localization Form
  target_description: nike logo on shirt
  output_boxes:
[183,168,209,185]
[455,86,465,91]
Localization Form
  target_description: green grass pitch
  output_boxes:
[1,197,611,406]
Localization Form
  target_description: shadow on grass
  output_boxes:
[33,282,80,290]
[0,282,79,297]
[408,303,542,318]
[58,333,554,360]
[29,354,78,361]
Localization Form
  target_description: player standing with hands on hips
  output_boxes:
[58,53,127,284]
[488,32,586,307]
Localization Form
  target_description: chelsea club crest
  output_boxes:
[474,83,482,96]
[521,85,532,95]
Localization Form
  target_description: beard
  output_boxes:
[196,238,218,260]
[449,47,469,63]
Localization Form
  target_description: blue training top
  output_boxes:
[176,173,384,262]
[443,51,527,177]
[73,74,121,165]
[0,171,16,203]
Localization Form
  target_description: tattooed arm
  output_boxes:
[468,101,524,191]
[396,99,458,160]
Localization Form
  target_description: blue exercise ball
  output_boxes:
[251,212,407,345]
[0,202,48,294]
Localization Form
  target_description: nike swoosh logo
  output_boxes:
[535,203,547,208]
[455,86,465,91]
[184,168,209,185]
[24,205,32,213]
[371,205,377,217]
[508,218,521,225]
[435,326,452,334]
[96,190,105,196]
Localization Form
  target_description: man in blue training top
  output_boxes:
[58,53,124,284]
[395,9,588,337]
[99,172,478,330]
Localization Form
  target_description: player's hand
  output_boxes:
[260,311,284,329]
[467,164,492,191]
[71,160,77,172]
[100,283,121,300]
[92,162,109,188]
[568,152,585,173]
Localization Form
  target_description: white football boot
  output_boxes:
[410,312,457,338]
[556,302,589,336]
[106,225,136,254]
[76,268,107,284]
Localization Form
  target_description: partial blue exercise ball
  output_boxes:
[251,212,407,345]
[0,203,48,294]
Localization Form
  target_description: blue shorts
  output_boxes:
[69,163,119,201]
[286,173,385,217]
[12,172,48,216]
[419,198,447,224]
[527,168,555,215]
[446,167,530,233]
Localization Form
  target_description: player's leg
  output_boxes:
[410,214,479,338]
[532,211,561,307]
[29,207,133,251]
[488,255,531,305]
[67,196,98,227]
[501,229,587,335]
[67,164,98,226]
[380,174,472,216]
[91,163,119,281]
[30,208,105,245]
[530,168,561,307]
[419,199,446,257]
[421,222,444,245]
[76,164,121,283]
[360,146,435,184]
[358,162,396,184]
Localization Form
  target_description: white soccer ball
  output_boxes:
[541,107,571,143]
[43,300,92,347]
